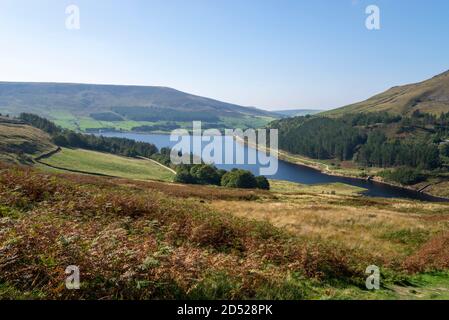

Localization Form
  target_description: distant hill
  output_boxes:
[0,117,55,164]
[274,109,323,117]
[325,70,449,116]
[0,82,279,131]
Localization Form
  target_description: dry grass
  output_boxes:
[0,119,55,164]
[0,164,366,299]
[1,163,449,299]
[209,187,449,267]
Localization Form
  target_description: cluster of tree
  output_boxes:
[379,167,425,185]
[397,110,449,136]
[174,164,270,190]
[440,143,449,158]
[355,131,441,169]
[19,113,158,158]
[221,169,270,190]
[271,111,449,170]
[346,112,402,126]
[150,147,173,167]
[271,116,366,160]
[19,113,62,135]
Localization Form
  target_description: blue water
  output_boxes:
[98,131,447,202]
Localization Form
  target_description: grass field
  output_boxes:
[48,108,276,133]
[38,148,175,182]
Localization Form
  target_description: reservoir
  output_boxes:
[98,132,447,202]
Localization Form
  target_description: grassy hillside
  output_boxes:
[0,117,55,164]
[38,148,175,182]
[1,164,449,299]
[325,70,449,116]
[0,82,279,132]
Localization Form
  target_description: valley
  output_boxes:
[1,71,449,301]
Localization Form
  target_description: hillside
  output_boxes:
[1,164,449,299]
[37,148,175,182]
[0,117,55,164]
[0,82,278,132]
[326,70,449,116]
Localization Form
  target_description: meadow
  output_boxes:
[38,148,175,182]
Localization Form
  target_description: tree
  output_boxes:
[174,170,196,184]
[52,134,69,147]
[440,143,449,157]
[221,169,258,189]
[191,164,221,185]
[255,176,270,190]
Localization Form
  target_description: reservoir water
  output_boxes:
[98,132,447,202]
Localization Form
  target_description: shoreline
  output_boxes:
[233,135,449,202]
[90,129,449,202]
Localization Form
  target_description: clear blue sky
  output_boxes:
[0,0,448,110]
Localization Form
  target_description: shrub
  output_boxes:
[191,164,221,185]
[174,170,196,184]
[221,169,258,189]
[440,143,449,157]
[255,176,270,190]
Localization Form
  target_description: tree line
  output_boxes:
[270,111,449,171]
[19,113,158,158]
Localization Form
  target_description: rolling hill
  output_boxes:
[325,70,449,116]
[0,116,55,164]
[0,82,279,132]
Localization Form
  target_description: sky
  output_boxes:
[0,0,448,111]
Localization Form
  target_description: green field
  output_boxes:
[38,148,175,181]
[52,114,276,133]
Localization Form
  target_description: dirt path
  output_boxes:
[138,156,177,174]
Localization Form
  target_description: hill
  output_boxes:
[325,70,449,116]
[0,82,278,132]
[0,117,55,164]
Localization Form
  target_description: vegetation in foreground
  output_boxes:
[1,164,449,300]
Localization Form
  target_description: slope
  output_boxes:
[0,116,55,164]
[0,82,278,131]
[325,70,449,116]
